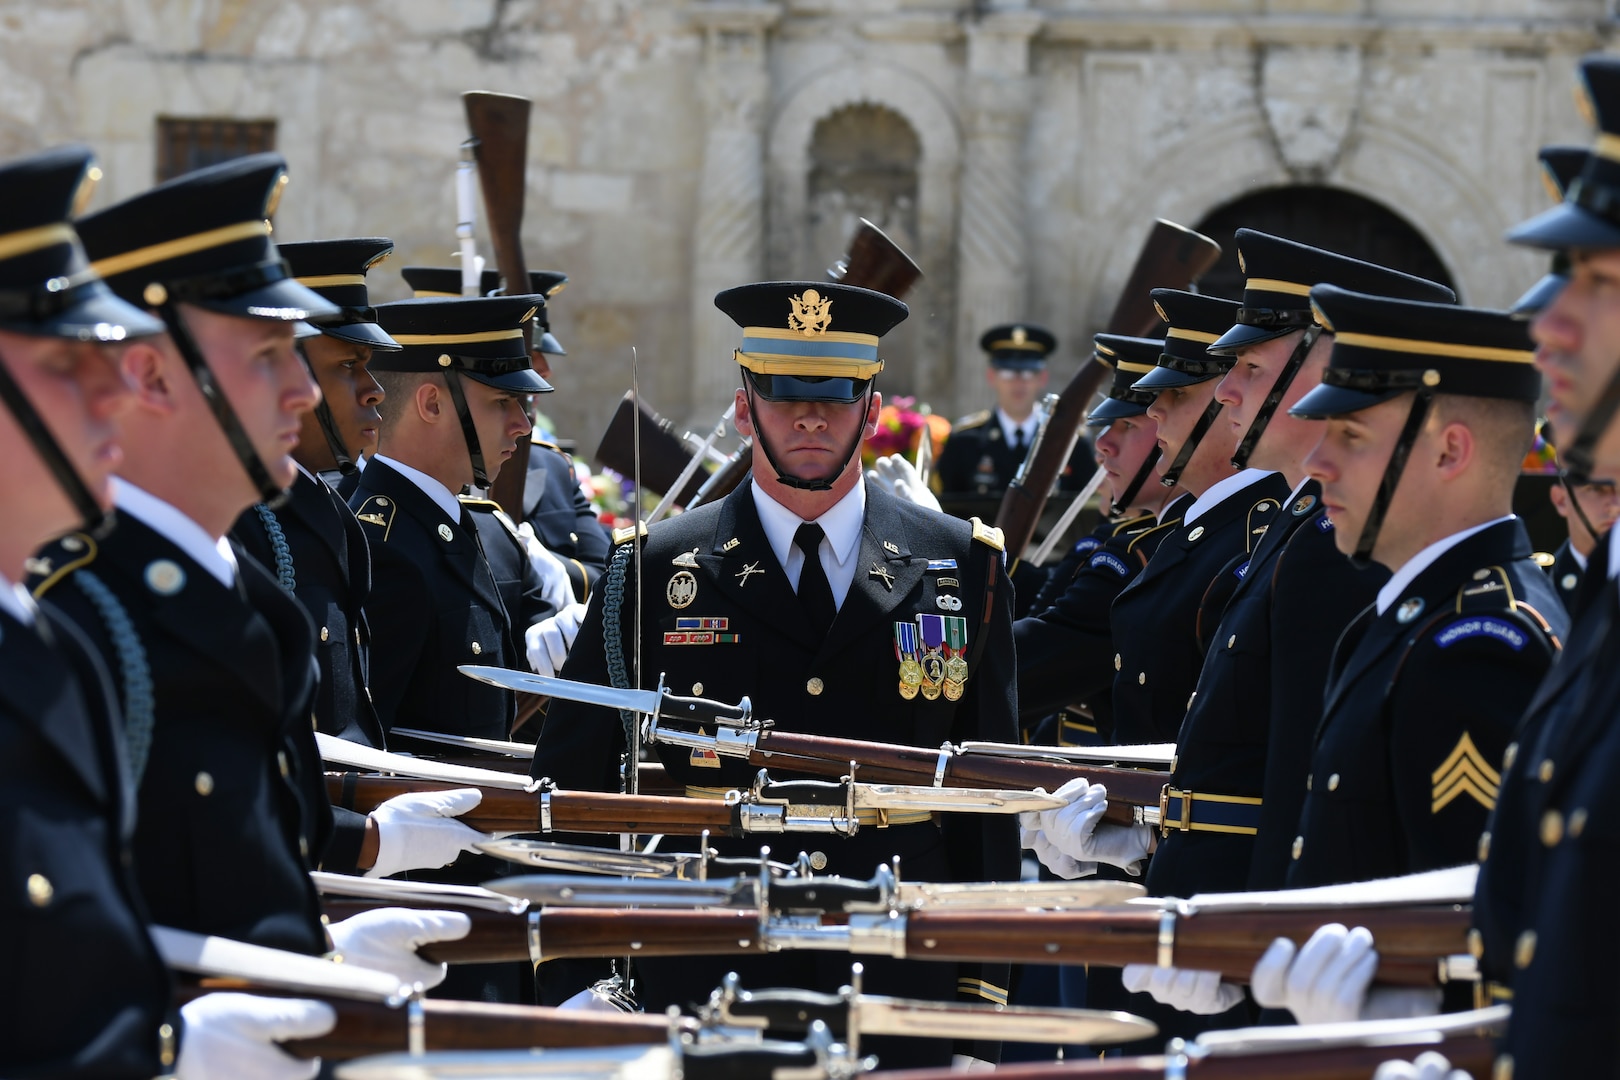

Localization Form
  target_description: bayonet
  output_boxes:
[389,728,535,759]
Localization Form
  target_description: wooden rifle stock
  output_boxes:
[324,773,736,835]
[994,219,1221,559]
[903,903,1471,987]
[866,1035,1497,1080]
[178,984,691,1060]
[737,731,1168,827]
[321,898,533,965]
[594,391,709,506]
[464,90,536,520]
[685,443,753,510]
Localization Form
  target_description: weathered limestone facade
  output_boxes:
[1,0,1610,440]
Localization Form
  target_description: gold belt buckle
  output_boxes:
[1157,784,1172,837]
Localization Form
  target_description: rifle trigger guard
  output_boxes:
[1156,909,1177,969]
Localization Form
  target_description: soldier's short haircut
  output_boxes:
[1432,394,1537,488]
[373,370,441,441]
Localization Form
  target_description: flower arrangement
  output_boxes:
[579,464,637,531]
[1521,426,1560,475]
[862,396,951,470]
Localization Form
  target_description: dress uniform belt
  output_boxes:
[1059,705,1097,745]
[1157,786,1263,835]
[684,786,935,827]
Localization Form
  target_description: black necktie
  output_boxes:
[794,522,836,640]
[1012,426,1027,456]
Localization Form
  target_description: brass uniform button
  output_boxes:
[1541,810,1564,848]
[1113,653,1121,671]
[471,641,483,655]
[1327,773,1340,792]
[1227,634,1236,649]
[806,677,824,696]
[277,751,289,778]
[195,771,214,796]
[1187,526,1205,542]
[1137,672,1146,685]
[158,1023,176,1067]
[570,532,579,543]
[1514,930,1536,969]
[1478,830,1491,862]
[26,873,52,907]
[1569,808,1588,838]
[1291,835,1304,860]
[1493,1055,1513,1080]
[299,836,310,858]
[1466,928,1484,959]
[320,626,329,642]
[808,851,829,871]
[1503,742,1517,770]
[692,682,704,696]
[1306,774,1312,791]
[1538,759,1554,782]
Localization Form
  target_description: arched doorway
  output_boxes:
[1193,186,1457,302]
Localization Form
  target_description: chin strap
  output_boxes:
[1231,327,1320,470]
[0,344,111,536]
[745,380,870,494]
[1561,361,1620,480]
[159,303,288,508]
[1160,398,1224,488]
[1351,390,1434,569]
[295,340,356,476]
[1557,468,1603,549]
[438,364,489,489]
[1113,444,1162,517]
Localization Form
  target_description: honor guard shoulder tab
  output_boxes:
[29,532,98,597]
[613,522,649,546]
[969,517,1004,552]
[353,495,396,540]
[458,494,524,544]
[955,410,991,430]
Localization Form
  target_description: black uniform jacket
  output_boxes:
[531,478,1019,1065]
[32,515,330,956]
[0,604,174,1077]
[1287,520,1566,888]
[233,469,383,874]
[1015,503,1190,741]
[1546,537,1590,618]
[935,411,1093,496]
[460,494,557,669]
[1492,555,1620,1078]
[1149,481,1383,898]
[521,438,611,603]
[1247,498,1388,889]
[1109,471,1293,745]
[351,458,517,742]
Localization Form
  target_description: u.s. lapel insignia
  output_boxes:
[721,537,741,552]
[144,559,186,596]
[438,523,454,542]
[667,570,698,609]
[734,561,765,587]
[1396,597,1424,624]
[869,563,895,590]
[672,548,700,568]
[883,540,900,555]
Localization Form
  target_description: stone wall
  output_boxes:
[0,0,1610,444]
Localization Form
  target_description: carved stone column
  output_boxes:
[687,2,782,423]
[952,9,1043,419]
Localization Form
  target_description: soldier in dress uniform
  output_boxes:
[1542,446,1620,608]
[0,143,340,1080]
[402,264,610,603]
[352,294,552,745]
[29,155,469,988]
[531,280,1019,1069]
[935,322,1094,497]
[1014,334,1191,744]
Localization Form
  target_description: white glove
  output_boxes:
[867,454,942,512]
[517,521,577,611]
[1120,964,1245,1015]
[365,787,489,879]
[1018,812,1094,879]
[1034,777,1154,875]
[526,602,588,677]
[1251,924,1444,1026]
[176,992,334,1080]
[950,1055,996,1072]
[1372,1052,1470,1080]
[326,906,471,990]
[559,986,627,1012]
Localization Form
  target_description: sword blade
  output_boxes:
[476,839,705,879]
[894,878,1145,909]
[847,784,1065,814]
[854,997,1156,1046]
[316,732,538,792]
[458,666,662,714]
[486,874,756,909]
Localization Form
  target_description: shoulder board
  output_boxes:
[457,495,501,511]
[1245,496,1282,554]
[1126,516,1181,554]
[1109,511,1158,538]
[969,517,1004,552]
[30,533,98,598]
[531,434,573,461]
[955,410,991,429]
[613,522,649,546]
[352,494,397,540]
[456,497,524,543]
[1453,565,1517,616]
[1531,551,1556,568]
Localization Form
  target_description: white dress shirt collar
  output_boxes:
[1183,469,1277,526]
[751,478,867,607]
[996,408,1040,448]
[0,574,36,626]
[112,479,238,587]
[373,454,462,523]
[1376,515,1516,615]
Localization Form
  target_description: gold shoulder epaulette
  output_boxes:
[1110,511,1157,537]
[1531,551,1556,568]
[30,533,98,598]
[457,495,501,510]
[1246,497,1282,554]
[969,516,1004,552]
[613,522,649,546]
[1455,565,1514,614]
[353,494,396,541]
[955,410,991,429]
[1126,516,1180,554]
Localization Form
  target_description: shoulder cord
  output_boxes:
[603,542,636,748]
[254,503,297,593]
[73,570,156,786]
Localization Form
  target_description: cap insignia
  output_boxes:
[788,289,833,337]
[1012,326,1028,345]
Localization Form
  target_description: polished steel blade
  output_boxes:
[390,727,535,759]
[849,784,1065,814]
[894,878,1145,909]
[476,838,703,879]
[336,1046,678,1080]
[459,666,661,713]
[487,873,756,909]
[855,998,1156,1045]
[316,732,538,792]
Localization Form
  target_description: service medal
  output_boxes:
[893,621,923,701]
[942,615,969,700]
[918,613,946,701]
